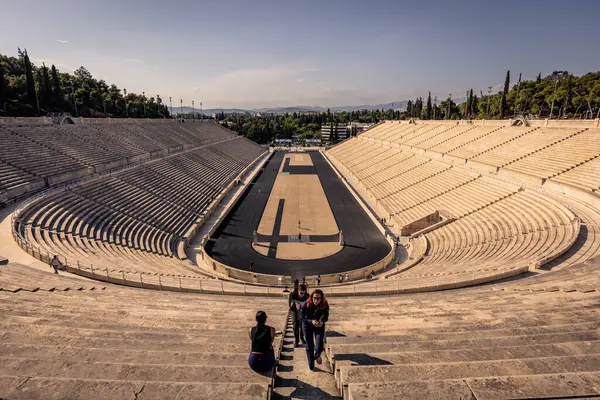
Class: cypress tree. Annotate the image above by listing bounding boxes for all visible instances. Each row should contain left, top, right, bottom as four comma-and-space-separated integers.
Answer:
469, 89, 475, 117
51, 64, 62, 104
0, 62, 6, 115
426, 92, 432, 120
500, 70, 510, 119
41, 63, 51, 109
19, 48, 40, 115
35, 69, 44, 110
536, 73, 542, 84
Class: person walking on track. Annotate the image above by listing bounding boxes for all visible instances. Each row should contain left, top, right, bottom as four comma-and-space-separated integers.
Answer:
301, 289, 329, 371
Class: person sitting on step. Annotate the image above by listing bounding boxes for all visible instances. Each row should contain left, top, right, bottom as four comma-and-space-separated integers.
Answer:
248, 311, 276, 374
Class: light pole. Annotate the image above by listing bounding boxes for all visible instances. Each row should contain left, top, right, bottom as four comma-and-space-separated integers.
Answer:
142, 91, 146, 118
180, 99, 183, 117
157, 94, 160, 118
169, 97, 172, 117
192, 100, 195, 122
200, 101, 203, 122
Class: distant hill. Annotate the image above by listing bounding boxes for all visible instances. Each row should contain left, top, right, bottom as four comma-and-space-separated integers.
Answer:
174, 98, 467, 115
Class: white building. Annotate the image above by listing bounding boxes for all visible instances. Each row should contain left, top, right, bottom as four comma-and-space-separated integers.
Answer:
320, 124, 348, 142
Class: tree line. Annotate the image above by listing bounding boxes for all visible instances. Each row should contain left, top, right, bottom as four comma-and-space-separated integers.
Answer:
0, 49, 170, 118
407, 70, 600, 120
2, 47, 599, 140
216, 108, 400, 144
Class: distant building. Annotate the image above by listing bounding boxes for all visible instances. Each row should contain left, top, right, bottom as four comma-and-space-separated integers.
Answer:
346, 122, 376, 135
320, 124, 348, 142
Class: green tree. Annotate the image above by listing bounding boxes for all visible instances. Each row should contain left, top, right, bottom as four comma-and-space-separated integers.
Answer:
0, 61, 6, 115
18, 48, 39, 116
500, 70, 510, 119
50, 64, 62, 105
425, 92, 432, 120
406, 100, 413, 118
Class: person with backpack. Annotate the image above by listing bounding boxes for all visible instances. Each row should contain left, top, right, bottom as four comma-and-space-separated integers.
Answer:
300, 289, 329, 371
289, 283, 309, 347
248, 311, 276, 374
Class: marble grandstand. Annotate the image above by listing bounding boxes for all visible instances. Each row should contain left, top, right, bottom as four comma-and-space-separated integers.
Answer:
1, 118, 600, 399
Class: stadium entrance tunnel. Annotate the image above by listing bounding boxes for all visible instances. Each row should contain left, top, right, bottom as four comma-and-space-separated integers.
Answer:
204, 150, 392, 279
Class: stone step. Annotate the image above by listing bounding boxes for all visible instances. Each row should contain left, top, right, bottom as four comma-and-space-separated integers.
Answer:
0, 375, 269, 400
338, 354, 600, 390
1, 357, 272, 384
272, 315, 341, 399
326, 321, 600, 344
328, 301, 600, 318
0, 325, 255, 344
346, 371, 600, 400
0, 344, 251, 366
326, 312, 600, 334
338, 338, 600, 365
0, 334, 252, 353
328, 330, 600, 357
0, 314, 284, 334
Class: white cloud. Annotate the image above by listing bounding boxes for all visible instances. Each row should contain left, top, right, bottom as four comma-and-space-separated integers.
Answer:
181, 64, 386, 108
53, 39, 69, 44
30, 57, 76, 72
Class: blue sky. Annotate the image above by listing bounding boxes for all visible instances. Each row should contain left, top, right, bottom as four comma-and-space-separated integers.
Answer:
2, 0, 599, 109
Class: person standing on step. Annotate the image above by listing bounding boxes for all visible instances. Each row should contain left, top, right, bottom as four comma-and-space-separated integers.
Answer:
290, 284, 309, 347
50, 255, 62, 274
248, 311, 276, 374
287, 279, 299, 339
288, 279, 299, 306
301, 289, 329, 371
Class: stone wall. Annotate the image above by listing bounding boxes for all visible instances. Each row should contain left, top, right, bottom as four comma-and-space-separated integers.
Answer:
400, 212, 442, 236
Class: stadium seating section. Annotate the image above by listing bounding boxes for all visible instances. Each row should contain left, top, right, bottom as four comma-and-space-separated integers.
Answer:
4, 121, 265, 279
327, 121, 600, 279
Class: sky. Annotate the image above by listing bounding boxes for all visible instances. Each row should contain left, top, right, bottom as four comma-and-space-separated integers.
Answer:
1, 0, 600, 109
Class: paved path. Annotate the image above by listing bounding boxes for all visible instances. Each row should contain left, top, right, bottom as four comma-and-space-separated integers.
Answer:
273, 314, 341, 400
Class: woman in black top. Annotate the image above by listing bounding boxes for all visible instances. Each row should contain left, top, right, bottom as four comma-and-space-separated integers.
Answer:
290, 284, 309, 346
301, 289, 330, 371
248, 311, 276, 374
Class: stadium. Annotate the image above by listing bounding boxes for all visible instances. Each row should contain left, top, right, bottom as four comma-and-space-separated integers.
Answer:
1, 116, 600, 399
3, 0, 600, 398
